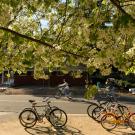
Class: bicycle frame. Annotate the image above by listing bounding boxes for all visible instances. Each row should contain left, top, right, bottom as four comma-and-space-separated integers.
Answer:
103, 111, 132, 125
93, 101, 126, 122
99, 101, 117, 114
55, 86, 72, 98
27, 100, 53, 122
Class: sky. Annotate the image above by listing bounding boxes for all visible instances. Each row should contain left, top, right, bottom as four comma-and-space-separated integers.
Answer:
40, 19, 49, 29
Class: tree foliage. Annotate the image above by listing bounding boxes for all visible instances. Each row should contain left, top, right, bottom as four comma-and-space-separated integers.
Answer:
0, 0, 135, 78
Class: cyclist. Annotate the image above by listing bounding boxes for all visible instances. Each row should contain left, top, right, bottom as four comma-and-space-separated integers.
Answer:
105, 78, 117, 97
58, 79, 69, 96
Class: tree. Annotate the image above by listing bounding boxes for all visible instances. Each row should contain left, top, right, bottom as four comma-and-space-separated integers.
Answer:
0, 0, 135, 78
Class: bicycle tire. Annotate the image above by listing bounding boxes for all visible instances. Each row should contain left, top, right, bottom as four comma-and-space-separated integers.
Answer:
87, 103, 99, 118
45, 106, 59, 121
49, 108, 67, 128
67, 92, 73, 99
92, 106, 106, 122
101, 113, 117, 130
19, 109, 37, 128
54, 91, 62, 99
128, 113, 135, 130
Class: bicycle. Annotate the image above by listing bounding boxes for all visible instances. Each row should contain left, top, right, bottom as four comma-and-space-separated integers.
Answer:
91, 94, 128, 122
87, 101, 108, 118
19, 97, 67, 128
92, 102, 128, 122
87, 93, 119, 120
54, 86, 72, 99
101, 106, 135, 131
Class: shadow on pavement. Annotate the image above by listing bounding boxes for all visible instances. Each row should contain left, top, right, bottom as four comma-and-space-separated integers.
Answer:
107, 126, 135, 135
25, 125, 85, 135
109, 130, 135, 135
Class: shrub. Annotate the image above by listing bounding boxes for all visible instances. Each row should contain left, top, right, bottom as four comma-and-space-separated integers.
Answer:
117, 79, 132, 88
84, 85, 98, 100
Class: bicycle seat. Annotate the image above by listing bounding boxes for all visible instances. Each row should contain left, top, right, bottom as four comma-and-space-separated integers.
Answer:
29, 100, 35, 103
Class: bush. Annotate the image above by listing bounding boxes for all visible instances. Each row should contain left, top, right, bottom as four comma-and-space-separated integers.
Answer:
117, 79, 133, 88
84, 85, 98, 100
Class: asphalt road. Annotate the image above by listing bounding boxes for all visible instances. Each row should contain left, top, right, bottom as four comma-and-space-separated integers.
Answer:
0, 95, 135, 115
0, 95, 89, 114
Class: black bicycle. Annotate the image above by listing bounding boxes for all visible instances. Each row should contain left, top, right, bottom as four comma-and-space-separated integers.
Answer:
19, 97, 67, 128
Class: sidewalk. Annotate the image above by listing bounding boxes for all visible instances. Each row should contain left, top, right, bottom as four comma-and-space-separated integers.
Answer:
0, 113, 135, 135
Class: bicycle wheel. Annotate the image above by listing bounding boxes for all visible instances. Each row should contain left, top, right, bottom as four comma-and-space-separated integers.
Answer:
67, 92, 73, 99
101, 113, 117, 130
128, 113, 135, 130
19, 109, 37, 128
87, 103, 98, 118
45, 106, 58, 121
92, 106, 106, 122
49, 108, 67, 128
54, 91, 62, 99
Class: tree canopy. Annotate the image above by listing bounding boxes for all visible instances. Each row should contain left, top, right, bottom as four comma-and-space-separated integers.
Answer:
0, 0, 135, 78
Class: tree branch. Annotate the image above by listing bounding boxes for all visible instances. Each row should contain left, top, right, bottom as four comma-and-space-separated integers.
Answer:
52, 0, 68, 45
110, 0, 135, 22
6, 5, 23, 27
0, 26, 88, 59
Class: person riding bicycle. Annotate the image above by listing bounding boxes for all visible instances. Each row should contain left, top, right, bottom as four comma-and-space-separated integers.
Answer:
58, 79, 69, 96
105, 78, 117, 97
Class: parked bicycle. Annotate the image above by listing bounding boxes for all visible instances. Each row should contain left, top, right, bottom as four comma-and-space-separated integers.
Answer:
87, 92, 116, 118
101, 106, 135, 131
92, 101, 128, 122
87, 93, 127, 122
19, 97, 67, 128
